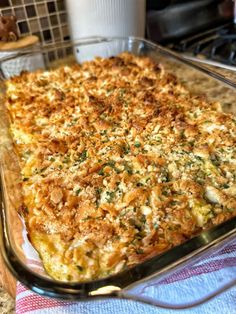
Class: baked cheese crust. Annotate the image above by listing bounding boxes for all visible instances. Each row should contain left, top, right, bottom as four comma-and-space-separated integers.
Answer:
5, 53, 236, 281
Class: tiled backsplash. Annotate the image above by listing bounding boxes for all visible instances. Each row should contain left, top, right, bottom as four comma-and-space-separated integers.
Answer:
0, 0, 70, 62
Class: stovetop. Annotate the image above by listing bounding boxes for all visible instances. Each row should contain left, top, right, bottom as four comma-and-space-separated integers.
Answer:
170, 23, 236, 67
146, 0, 236, 70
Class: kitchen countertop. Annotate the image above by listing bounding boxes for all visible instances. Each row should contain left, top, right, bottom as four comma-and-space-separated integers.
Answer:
0, 61, 235, 313
0, 288, 14, 314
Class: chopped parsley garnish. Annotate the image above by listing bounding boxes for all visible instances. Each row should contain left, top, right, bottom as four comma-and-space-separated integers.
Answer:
153, 222, 159, 229
76, 265, 84, 272
222, 184, 229, 189
75, 188, 82, 195
100, 130, 107, 135
119, 207, 132, 217
179, 130, 185, 139
210, 155, 220, 166
98, 168, 104, 176
23, 150, 32, 159
105, 191, 115, 203
136, 248, 144, 254
195, 156, 203, 161
106, 160, 115, 168
95, 187, 103, 200
119, 88, 126, 96
79, 150, 88, 162
124, 164, 133, 175
162, 190, 169, 196
63, 156, 70, 163
121, 144, 130, 155
134, 142, 141, 148
161, 169, 170, 182
98, 160, 120, 175
140, 215, 146, 224
95, 188, 103, 206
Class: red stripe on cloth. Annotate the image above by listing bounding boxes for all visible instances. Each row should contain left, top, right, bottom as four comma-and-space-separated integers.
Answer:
17, 283, 28, 294
160, 256, 236, 285
210, 244, 236, 258
26, 259, 42, 266
139, 257, 236, 294
16, 294, 75, 314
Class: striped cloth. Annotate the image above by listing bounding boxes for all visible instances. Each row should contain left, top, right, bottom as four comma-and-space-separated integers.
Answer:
16, 241, 236, 314
0, 51, 45, 79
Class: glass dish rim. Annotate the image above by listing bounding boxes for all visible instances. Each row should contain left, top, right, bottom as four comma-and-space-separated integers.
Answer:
0, 36, 235, 302
0, 36, 236, 88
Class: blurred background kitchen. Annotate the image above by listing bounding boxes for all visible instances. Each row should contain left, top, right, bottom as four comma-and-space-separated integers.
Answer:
0, 0, 235, 68
0, 0, 70, 63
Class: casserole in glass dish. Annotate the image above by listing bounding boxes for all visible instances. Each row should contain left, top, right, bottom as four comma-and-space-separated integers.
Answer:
0, 37, 235, 308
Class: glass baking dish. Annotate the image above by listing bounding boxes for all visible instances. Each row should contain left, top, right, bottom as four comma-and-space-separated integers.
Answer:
0, 37, 235, 309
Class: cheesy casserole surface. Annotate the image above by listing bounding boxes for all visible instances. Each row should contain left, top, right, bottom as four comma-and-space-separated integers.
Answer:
5, 53, 236, 281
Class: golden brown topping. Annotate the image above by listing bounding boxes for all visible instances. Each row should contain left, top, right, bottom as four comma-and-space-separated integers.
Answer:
5, 52, 236, 282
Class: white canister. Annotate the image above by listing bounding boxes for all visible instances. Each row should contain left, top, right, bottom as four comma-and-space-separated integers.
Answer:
67, 0, 146, 38
66, 0, 146, 62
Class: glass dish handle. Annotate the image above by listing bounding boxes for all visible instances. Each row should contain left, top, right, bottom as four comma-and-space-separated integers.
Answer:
115, 278, 236, 309
109, 261, 236, 310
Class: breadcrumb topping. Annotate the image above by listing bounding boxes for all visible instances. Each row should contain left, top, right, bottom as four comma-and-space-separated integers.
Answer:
5, 53, 236, 281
